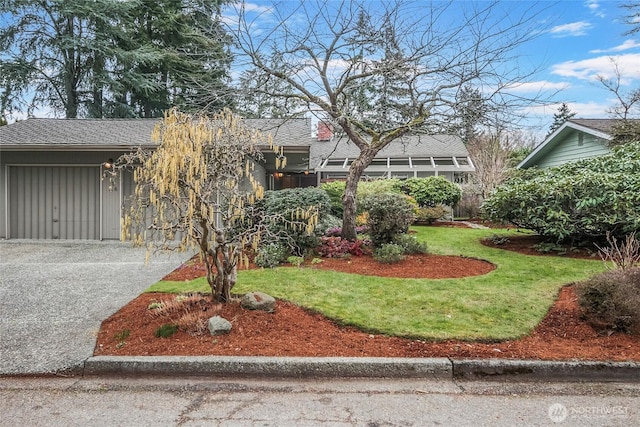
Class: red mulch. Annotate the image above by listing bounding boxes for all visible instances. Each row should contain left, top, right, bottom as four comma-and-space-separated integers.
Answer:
94, 225, 640, 361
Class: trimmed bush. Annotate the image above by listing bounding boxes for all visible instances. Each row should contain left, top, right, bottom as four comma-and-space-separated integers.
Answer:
415, 205, 447, 224
255, 243, 288, 268
263, 187, 333, 255
320, 181, 346, 217
373, 243, 406, 263
393, 234, 428, 255
482, 141, 640, 243
362, 192, 415, 247
393, 176, 462, 207
576, 267, 640, 334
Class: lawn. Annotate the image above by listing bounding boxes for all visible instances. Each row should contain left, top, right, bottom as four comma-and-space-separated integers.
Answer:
146, 226, 606, 341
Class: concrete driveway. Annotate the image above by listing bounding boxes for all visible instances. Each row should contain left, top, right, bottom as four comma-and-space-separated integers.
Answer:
0, 240, 189, 375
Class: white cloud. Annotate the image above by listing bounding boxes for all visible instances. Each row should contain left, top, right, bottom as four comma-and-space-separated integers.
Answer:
504, 80, 570, 94
589, 39, 640, 54
549, 21, 592, 37
585, 0, 606, 18
551, 53, 640, 83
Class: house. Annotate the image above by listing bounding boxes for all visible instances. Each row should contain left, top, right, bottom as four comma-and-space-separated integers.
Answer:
0, 118, 473, 240
517, 119, 617, 169
311, 124, 474, 183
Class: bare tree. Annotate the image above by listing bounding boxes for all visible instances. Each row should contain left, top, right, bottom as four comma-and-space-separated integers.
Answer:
227, 0, 552, 240
597, 59, 640, 145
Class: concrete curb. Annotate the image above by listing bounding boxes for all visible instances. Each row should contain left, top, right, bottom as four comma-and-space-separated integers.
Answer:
84, 356, 452, 379
83, 356, 640, 381
452, 359, 640, 382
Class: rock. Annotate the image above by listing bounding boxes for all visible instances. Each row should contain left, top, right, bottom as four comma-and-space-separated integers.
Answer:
208, 316, 232, 336
241, 291, 276, 313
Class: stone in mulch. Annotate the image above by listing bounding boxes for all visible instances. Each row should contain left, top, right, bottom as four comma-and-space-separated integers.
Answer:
241, 291, 276, 313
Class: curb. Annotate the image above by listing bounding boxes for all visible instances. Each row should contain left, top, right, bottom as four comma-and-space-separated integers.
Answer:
83, 356, 640, 381
84, 356, 452, 379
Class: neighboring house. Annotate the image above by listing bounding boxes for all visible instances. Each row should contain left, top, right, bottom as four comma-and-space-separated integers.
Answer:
0, 118, 473, 240
518, 119, 617, 169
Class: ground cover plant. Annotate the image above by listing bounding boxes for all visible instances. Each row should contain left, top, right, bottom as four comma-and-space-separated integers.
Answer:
145, 226, 605, 340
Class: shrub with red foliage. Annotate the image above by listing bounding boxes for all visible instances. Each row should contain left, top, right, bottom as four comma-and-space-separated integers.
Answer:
317, 237, 372, 258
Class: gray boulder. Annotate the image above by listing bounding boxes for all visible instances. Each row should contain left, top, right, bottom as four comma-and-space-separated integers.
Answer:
208, 316, 232, 336
241, 291, 276, 313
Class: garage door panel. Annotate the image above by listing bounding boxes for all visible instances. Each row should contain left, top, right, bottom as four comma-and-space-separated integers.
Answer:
9, 166, 100, 239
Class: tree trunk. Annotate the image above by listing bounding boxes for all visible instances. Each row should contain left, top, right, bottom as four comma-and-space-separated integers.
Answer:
341, 148, 378, 241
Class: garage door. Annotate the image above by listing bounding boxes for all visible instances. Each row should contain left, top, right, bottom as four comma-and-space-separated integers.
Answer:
8, 166, 101, 239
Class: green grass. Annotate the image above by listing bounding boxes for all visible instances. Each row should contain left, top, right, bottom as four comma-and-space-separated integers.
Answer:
146, 226, 606, 341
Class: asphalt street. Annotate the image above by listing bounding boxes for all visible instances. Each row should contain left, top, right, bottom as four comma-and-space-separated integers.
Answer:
1, 376, 639, 426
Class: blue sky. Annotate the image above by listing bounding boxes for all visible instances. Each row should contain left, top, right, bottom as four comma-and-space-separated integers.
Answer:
222, 0, 640, 137
5, 1, 639, 139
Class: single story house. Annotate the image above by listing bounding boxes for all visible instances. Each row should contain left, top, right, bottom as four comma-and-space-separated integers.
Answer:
0, 118, 473, 240
517, 119, 617, 169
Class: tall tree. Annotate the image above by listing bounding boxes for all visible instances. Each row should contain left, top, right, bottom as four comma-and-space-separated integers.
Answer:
547, 103, 576, 137
0, 0, 130, 118
0, 0, 233, 119
112, 0, 233, 118
228, 0, 552, 240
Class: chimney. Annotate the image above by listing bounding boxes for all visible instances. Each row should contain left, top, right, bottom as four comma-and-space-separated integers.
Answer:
317, 121, 333, 142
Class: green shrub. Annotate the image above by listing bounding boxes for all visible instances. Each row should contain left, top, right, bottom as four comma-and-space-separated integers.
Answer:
320, 181, 346, 217
155, 324, 178, 338
576, 267, 640, 334
362, 192, 415, 247
415, 205, 447, 224
263, 187, 332, 255
482, 141, 640, 243
393, 176, 462, 207
255, 243, 288, 268
373, 243, 406, 263
393, 234, 428, 254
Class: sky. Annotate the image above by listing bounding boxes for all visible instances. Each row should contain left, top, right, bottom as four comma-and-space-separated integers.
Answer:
222, 0, 640, 139
5, 0, 640, 140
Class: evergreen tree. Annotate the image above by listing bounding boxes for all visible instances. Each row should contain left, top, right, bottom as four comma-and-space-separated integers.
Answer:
547, 103, 576, 137
0, 0, 232, 119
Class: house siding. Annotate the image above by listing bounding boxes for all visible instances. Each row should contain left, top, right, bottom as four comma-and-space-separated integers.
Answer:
534, 131, 610, 169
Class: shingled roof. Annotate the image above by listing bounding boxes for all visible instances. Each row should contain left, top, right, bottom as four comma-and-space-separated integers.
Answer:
0, 117, 313, 149
310, 134, 469, 167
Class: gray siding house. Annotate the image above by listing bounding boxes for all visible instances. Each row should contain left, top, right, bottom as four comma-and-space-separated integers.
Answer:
0, 118, 473, 240
518, 119, 616, 169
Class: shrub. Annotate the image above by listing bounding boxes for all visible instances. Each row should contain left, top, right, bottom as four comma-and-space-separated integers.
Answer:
393, 234, 428, 254
373, 243, 406, 263
415, 205, 446, 224
255, 243, 288, 268
155, 323, 179, 338
317, 236, 371, 258
362, 192, 415, 247
576, 268, 640, 334
597, 232, 640, 271
357, 179, 402, 207
482, 141, 640, 243
393, 176, 462, 207
263, 187, 333, 255
321, 181, 346, 217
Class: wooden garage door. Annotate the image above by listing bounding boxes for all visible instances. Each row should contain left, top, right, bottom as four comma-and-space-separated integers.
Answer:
9, 166, 100, 239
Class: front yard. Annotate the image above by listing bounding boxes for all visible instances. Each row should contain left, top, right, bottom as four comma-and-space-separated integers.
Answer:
145, 226, 605, 340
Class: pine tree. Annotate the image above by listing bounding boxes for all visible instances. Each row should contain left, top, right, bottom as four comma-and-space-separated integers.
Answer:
547, 103, 576, 137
